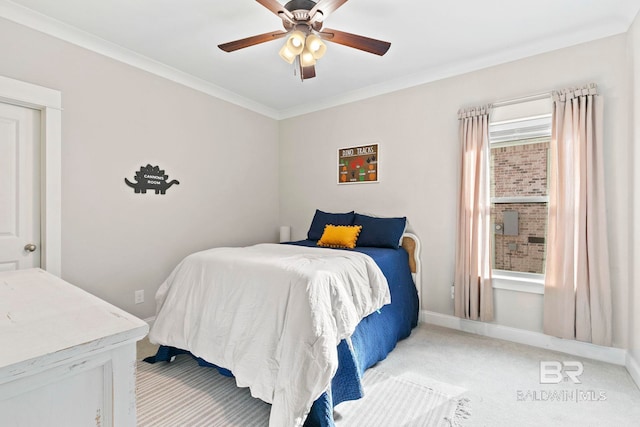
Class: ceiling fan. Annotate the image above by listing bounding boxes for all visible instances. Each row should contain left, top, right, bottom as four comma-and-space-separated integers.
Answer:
218, 0, 391, 80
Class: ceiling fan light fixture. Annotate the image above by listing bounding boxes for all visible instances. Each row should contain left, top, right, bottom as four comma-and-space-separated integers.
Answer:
286, 30, 306, 55
305, 34, 326, 59
300, 46, 317, 67
218, 0, 391, 81
279, 44, 297, 64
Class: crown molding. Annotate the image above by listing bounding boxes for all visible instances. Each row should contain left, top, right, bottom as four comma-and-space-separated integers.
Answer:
0, 0, 280, 119
277, 18, 631, 119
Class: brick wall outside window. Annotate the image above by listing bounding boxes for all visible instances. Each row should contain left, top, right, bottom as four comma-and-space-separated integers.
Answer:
490, 141, 549, 274
491, 142, 548, 198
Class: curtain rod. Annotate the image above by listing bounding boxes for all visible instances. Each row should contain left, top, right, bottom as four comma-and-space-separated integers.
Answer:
492, 91, 551, 108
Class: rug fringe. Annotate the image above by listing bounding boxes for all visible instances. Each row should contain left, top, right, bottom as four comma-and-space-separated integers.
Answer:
445, 397, 471, 427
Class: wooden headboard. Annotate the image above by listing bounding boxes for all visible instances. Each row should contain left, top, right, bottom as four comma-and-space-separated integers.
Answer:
401, 233, 421, 306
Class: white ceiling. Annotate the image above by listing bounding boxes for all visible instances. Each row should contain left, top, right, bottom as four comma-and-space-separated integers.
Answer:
2, 0, 640, 118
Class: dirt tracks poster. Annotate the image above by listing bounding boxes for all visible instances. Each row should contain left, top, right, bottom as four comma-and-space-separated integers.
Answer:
338, 144, 379, 184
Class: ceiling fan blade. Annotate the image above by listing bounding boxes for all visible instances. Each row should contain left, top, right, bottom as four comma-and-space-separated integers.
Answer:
218, 30, 287, 52
319, 28, 391, 56
256, 0, 294, 23
309, 0, 348, 22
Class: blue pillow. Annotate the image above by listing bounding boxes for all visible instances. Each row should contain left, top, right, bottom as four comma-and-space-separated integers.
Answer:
353, 213, 407, 249
307, 210, 355, 240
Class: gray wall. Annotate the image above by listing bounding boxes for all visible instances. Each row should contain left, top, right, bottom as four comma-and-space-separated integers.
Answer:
0, 18, 280, 319
0, 15, 636, 352
279, 35, 632, 348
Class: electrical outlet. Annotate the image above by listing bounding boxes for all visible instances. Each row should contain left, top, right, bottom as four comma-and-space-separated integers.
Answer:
451, 284, 455, 299
135, 290, 144, 304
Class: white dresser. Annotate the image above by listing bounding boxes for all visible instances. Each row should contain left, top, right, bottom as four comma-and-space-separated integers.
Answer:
0, 269, 148, 426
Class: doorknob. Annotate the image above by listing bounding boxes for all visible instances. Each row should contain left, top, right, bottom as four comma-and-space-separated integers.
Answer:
24, 243, 37, 252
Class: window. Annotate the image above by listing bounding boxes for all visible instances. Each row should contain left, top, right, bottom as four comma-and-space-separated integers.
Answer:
489, 114, 551, 290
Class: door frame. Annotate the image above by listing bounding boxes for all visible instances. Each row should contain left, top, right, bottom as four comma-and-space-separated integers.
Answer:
0, 75, 61, 276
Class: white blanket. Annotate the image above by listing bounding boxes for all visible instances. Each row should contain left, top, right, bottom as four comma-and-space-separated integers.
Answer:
149, 243, 390, 426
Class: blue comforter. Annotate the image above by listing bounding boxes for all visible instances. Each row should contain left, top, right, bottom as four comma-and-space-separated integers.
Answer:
145, 240, 419, 426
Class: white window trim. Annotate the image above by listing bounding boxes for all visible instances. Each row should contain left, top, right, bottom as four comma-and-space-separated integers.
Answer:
490, 114, 551, 294
0, 75, 62, 276
492, 196, 549, 204
492, 270, 545, 294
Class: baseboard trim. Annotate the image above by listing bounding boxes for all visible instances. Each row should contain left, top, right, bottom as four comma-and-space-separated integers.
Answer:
420, 310, 627, 366
626, 352, 640, 390
144, 311, 639, 388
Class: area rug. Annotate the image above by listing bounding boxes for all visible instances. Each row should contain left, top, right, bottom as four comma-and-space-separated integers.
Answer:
136, 355, 470, 426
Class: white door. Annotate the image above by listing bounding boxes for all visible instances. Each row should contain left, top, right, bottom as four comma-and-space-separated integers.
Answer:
0, 102, 40, 271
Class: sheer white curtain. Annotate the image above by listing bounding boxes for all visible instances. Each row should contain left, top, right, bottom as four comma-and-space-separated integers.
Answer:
543, 84, 612, 346
454, 105, 494, 321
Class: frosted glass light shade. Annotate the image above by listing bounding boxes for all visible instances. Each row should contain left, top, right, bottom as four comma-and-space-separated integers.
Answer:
279, 45, 297, 64
300, 47, 316, 67
305, 35, 326, 59
286, 31, 306, 55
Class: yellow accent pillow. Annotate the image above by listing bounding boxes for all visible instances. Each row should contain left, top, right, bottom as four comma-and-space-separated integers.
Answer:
317, 225, 362, 249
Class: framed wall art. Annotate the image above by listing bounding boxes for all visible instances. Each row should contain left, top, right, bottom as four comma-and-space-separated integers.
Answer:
337, 143, 379, 184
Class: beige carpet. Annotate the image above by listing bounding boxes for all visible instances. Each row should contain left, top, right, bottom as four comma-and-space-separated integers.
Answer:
137, 323, 640, 426
136, 354, 469, 426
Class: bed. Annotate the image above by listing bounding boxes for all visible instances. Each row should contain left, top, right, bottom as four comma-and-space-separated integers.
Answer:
146, 211, 420, 427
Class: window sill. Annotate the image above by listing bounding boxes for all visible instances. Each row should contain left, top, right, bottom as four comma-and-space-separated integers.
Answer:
492, 270, 544, 295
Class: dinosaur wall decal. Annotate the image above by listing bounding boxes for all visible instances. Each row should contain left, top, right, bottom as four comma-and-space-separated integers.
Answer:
125, 164, 179, 194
